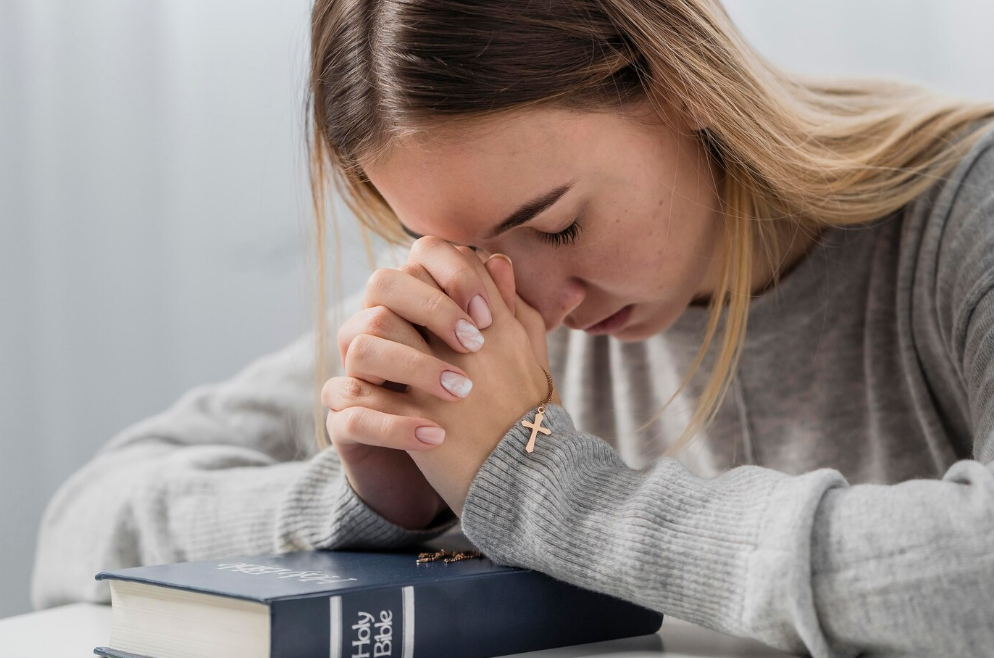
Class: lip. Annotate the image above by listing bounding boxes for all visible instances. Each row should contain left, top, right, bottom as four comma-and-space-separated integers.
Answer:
582, 304, 634, 335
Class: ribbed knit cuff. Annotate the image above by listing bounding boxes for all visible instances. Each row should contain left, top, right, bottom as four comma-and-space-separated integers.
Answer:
275, 447, 460, 553
460, 403, 849, 655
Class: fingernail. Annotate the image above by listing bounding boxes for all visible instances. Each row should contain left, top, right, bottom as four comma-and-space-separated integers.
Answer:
488, 253, 513, 269
440, 371, 473, 398
455, 318, 484, 352
468, 294, 492, 329
415, 426, 446, 445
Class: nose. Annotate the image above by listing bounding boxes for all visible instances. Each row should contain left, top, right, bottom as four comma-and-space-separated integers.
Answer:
518, 276, 585, 333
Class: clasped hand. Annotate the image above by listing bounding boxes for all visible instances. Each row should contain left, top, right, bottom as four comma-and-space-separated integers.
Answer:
322, 237, 561, 524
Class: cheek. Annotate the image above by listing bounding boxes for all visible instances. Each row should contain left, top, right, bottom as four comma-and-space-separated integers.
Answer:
628, 200, 692, 278
605, 192, 716, 295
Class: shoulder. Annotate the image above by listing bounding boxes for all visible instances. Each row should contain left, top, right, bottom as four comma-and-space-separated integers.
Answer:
929, 121, 994, 314
899, 119, 994, 460
904, 120, 994, 321
905, 118, 994, 394
941, 119, 994, 214
908, 119, 994, 239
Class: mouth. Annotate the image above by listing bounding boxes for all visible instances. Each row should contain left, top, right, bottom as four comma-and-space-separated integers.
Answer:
580, 304, 634, 334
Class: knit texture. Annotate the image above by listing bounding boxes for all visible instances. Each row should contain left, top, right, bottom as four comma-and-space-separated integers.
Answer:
32, 121, 994, 657
461, 121, 994, 657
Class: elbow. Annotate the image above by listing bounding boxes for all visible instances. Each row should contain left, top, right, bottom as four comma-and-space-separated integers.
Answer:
29, 458, 142, 610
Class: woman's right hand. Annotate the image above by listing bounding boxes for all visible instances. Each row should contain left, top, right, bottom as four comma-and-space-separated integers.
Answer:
322, 301, 459, 531
322, 242, 519, 530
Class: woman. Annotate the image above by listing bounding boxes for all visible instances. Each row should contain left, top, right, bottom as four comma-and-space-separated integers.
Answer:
32, 1, 994, 656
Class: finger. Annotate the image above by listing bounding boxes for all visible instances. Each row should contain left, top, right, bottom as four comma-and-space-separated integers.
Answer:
464, 247, 541, 364
344, 333, 474, 401
337, 304, 429, 372
470, 247, 516, 314
406, 236, 496, 329
484, 254, 516, 316
396, 261, 447, 343
510, 289, 551, 366
363, 265, 487, 355
449, 245, 513, 323
467, 246, 516, 316
327, 405, 445, 451
322, 377, 446, 449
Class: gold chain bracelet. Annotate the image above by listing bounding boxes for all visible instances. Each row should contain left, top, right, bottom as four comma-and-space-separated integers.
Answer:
416, 549, 482, 563
415, 365, 555, 565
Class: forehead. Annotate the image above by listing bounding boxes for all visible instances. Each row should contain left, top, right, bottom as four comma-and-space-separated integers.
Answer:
361, 108, 591, 243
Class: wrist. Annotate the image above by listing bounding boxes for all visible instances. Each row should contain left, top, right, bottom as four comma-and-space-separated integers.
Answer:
419, 501, 457, 530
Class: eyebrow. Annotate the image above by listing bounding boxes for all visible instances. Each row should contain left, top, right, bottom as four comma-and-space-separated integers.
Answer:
399, 180, 577, 243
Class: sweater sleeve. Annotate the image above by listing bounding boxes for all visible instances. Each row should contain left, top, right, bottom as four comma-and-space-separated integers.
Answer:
30, 288, 459, 610
459, 130, 994, 658
460, 406, 994, 657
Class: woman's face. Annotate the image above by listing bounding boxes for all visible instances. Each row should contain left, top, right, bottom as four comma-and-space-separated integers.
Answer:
361, 101, 726, 342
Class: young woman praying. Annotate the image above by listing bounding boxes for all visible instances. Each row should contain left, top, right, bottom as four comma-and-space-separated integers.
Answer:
33, 1, 994, 656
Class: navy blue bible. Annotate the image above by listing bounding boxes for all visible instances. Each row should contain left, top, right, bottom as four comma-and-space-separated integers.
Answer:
93, 545, 664, 658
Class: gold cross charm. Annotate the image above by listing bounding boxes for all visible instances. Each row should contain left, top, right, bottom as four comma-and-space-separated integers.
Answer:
521, 406, 551, 453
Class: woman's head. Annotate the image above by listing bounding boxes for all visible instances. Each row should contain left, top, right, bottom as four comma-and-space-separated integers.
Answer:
362, 101, 726, 340
306, 0, 994, 454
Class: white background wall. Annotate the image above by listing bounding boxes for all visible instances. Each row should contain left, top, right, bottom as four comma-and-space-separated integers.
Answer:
2, 0, 994, 619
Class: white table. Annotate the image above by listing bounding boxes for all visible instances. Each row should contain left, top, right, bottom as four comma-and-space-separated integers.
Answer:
0, 602, 793, 657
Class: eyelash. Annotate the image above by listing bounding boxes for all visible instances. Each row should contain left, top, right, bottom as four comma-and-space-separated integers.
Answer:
537, 217, 584, 248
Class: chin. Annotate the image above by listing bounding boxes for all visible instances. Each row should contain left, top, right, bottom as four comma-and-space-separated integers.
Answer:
611, 302, 680, 341
610, 322, 652, 342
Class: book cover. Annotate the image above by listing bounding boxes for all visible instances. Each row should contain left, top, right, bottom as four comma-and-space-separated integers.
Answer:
93, 545, 664, 658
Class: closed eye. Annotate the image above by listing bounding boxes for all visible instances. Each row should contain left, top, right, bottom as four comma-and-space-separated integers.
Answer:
400, 224, 477, 251
400, 214, 583, 249
537, 217, 584, 248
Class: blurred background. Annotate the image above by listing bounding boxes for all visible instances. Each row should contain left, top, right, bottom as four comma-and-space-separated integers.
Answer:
2, 0, 994, 619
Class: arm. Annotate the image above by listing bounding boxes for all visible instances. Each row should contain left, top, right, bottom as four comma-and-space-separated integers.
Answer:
30, 288, 458, 610
460, 128, 994, 657
460, 413, 993, 657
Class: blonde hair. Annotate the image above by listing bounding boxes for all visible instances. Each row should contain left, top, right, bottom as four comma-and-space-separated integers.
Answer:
304, 0, 994, 455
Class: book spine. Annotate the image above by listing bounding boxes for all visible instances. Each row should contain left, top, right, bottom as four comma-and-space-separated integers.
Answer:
271, 586, 407, 658
271, 572, 663, 658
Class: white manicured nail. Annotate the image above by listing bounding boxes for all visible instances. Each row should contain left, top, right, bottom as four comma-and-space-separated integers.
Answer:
440, 371, 473, 398
455, 318, 484, 351
415, 426, 445, 445
468, 294, 492, 329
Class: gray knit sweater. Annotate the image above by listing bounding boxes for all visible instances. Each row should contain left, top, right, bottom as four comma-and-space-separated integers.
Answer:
32, 123, 994, 657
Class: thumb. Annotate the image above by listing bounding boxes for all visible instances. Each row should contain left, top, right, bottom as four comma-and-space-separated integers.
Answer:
508, 286, 550, 370
476, 250, 558, 404
484, 254, 516, 316
512, 289, 560, 405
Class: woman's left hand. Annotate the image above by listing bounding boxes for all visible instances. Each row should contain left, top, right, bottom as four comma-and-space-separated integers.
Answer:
409, 247, 559, 517
395, 242, 556, 518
